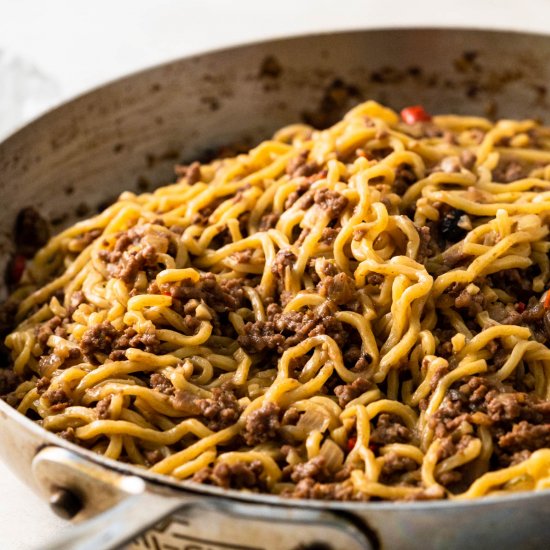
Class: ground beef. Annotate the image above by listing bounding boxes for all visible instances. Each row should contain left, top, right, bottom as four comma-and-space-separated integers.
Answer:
80, 322, 119, 357
35, 376, 50, 395
429, 376, 550, 467
193, 460, 265, 490
57, 427, 77, 443
320, 227, 339, 245
14, 207, 50, 257
317, 272, 356, 305
379, 452, 418, 483
166, 273, 245, 315
70, 228, 102, 252
242, 402, 281, 446
453, 287, 486, 317
108, 327, 160, 360
150, 373, 175, 395
416, 225, 432, 263
492, 159, 526, 183
115, 244, 158, 284
258, 212, 279, 231
334, 377, 372, 407
312, 189, 348, 218
96, 396, 112, 419
171, 389, 201, 414
36, 316, 64, 347
67, 291, 85, 316
175, 161, 202, 184
284, 181, 314, 210
291, 456, 331, 483
144, 449, 164, 466
286, 478, 355, 500
196, 386, 242, 431
370, 414, 412, 446
286, 151, 319, 178
460, 150, 477, 170
271, 249, 296, 280
366, 272, 384, 286
498, 421, 550, 453
393, 164, 417, 195
342, 346, 372, 372
238, 302, 346, 354
43, 387, 71, 412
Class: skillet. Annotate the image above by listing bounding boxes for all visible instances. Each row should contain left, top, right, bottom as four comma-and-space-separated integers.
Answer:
1, 28, 550, 550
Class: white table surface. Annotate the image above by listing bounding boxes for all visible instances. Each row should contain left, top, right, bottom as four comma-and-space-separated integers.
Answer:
1, 0, 550, 548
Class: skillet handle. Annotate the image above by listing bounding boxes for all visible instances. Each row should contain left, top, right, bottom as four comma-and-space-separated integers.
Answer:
32, 446, 376, 550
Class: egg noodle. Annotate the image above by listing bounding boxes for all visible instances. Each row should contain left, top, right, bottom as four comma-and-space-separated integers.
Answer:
3, 100, 550, 500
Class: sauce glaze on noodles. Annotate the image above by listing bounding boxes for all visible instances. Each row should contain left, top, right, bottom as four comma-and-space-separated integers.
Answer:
2, 101, 550, 501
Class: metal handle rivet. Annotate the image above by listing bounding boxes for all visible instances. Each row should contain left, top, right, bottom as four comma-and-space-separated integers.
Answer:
49, 488, 82, 519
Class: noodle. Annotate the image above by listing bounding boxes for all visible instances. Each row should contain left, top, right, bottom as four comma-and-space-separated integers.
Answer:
2, 100, 550, 501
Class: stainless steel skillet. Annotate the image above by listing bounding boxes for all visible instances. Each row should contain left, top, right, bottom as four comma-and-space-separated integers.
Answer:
1, 28, 550, 550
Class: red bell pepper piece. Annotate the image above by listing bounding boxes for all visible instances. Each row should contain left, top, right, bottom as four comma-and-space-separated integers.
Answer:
401, 105, 431, 124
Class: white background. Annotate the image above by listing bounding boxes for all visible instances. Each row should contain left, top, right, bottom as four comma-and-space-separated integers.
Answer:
1, 0, 550, 548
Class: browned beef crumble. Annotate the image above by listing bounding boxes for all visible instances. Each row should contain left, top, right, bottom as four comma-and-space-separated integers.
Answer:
370, 414, 413, 446
238, 302, 347, 355
171, 389, 201, 415
284, 181, 313, 210
312, 188, 348, 218
258, 212, 279, 231
36, 315, 64, 347
57, 427, 77, 443
36, 376, 51, 395
317, 272, 356, 306
379, 452, 419, 484
429, 376, 550, 468
286, 151, 319, 178
392, 164, 417, 195
282, 458, 355, 500
96, 396, 112, 419
271, 249, 296, 280
334, 377, 372, 407
193, 460, 266, 490
416, 225, 432, 263
43, 387, 72, 412
343, 346, 372, 372
165, 273, 245, 315
175, 161, 202, 184
150, 373, 175, 395
290, 455, 331, 483
242, 402, 281, 446
195, 386, 242, 431
80, 322, 119, 357
492, 159, 527, 183
144, 449, 165, 466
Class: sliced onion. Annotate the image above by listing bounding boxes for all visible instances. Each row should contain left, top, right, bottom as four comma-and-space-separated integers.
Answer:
320, 438, 344, 472
296, 407, 330, 434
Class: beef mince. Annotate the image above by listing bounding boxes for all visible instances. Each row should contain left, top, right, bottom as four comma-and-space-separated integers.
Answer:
195, 386, 242, 431
429, 376, 550, 467
238, 302, 347, 355
193, 460, 266, 490
242, 402, 281, 446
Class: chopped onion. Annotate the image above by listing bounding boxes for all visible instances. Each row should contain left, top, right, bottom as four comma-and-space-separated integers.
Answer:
320, 439, 344, 472
296, 407, 330, 434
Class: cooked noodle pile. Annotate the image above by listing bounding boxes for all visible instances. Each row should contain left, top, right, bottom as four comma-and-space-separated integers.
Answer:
3, 101, 550, 500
